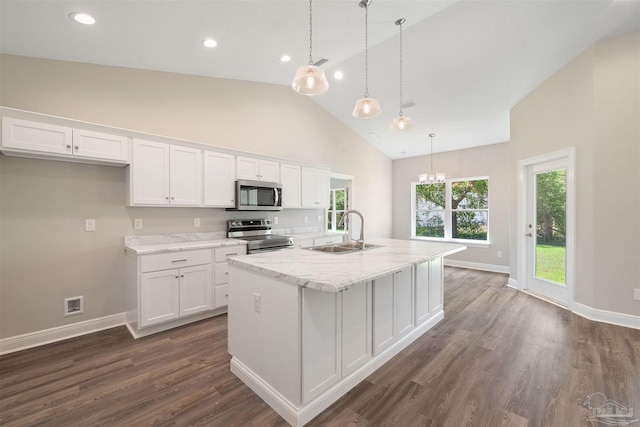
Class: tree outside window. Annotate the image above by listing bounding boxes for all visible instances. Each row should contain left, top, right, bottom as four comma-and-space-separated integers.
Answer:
327, 188, 347, 232
413, 178, 489, 242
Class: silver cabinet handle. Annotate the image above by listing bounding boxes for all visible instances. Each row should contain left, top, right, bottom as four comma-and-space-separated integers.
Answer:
175, 275, 179, 279
172, 259, 187, 263
180, 274, 184, 278
171, 197, 175, 200
165, 196, 169, 200
74, 146, 79, 150
66, 144, 72, 149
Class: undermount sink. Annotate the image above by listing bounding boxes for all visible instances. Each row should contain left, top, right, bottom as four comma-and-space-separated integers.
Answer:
303, 242, 384, 254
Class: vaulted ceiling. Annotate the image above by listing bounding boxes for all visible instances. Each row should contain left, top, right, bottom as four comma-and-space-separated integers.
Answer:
1, 1, 639, 159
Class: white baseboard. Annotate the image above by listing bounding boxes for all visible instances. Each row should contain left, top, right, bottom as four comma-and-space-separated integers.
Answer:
572, 302, 640, 330
444, 259, 509, 274
0, 312, 126, 355
507, 278, 519, 289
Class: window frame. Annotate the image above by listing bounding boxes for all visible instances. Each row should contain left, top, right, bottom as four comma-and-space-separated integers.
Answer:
411, 176, 491, 247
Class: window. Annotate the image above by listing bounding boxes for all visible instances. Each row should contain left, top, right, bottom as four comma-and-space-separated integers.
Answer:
412, 177, 489, 242
327, 188, 348, 232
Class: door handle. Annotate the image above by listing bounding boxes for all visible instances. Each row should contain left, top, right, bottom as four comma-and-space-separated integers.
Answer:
526, 233, 533, 237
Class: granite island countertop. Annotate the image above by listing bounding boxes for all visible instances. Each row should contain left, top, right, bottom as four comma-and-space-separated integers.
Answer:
228, 238, 466, 292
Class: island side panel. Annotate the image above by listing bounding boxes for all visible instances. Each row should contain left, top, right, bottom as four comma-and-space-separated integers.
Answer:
228, 265, 302, 406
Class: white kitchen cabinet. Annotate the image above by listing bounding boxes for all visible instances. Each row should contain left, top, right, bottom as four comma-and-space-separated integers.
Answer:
203, 151, 236, 207
236, 156, 280, 182
130, 248, 213, 331
280, 163, 301, 208
302, 288, 342, 403
213, 245, 246, 308
341, 282, 371, 377
1, 117, 129, 165
130, 139, 202, 206
301, 166, 330, 208
372, 267, 413, 356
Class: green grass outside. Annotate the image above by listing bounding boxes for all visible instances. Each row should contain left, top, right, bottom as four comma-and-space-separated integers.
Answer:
536, 244, 566, 284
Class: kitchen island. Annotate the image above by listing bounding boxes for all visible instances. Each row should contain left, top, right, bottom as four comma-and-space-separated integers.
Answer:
227, 238, 466, 427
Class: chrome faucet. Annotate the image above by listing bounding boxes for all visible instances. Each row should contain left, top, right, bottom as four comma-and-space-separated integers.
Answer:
338, 209, 365, 249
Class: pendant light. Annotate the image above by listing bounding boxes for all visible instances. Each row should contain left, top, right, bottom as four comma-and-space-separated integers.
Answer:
419, 133, 446, 184
292, 0, 329, 96
390, 18, 414, 132
352, 0, 381, 118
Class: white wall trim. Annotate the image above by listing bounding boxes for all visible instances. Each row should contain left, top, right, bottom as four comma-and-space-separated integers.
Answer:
444, 259, 509, 274
572, 302, 640, 330
0, 312, 126, 355
507, 278, 519, 289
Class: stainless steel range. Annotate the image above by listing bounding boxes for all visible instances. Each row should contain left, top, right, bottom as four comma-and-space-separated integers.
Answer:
227, 219, 293, 254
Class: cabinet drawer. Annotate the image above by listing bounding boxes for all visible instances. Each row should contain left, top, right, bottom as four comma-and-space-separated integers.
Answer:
214, 245, 245, 262
214, 262, 230, 285
140, 249, 212, 273
214, 284, 229, 308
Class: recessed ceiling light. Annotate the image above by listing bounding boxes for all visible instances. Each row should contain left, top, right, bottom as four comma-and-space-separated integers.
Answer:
203, 39, 218, 48
334, 71, 344, 80
70, 12, 95, 25
280, 55, 291, 63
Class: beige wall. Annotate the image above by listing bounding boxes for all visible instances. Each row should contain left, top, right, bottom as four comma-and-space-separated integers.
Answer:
510, 31, 640, 316
0, 54, 393, 338
392, 142, 511, 269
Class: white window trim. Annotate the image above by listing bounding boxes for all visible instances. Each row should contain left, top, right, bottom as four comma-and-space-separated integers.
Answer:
411, 176, 491, 246
327, 188, 348, 233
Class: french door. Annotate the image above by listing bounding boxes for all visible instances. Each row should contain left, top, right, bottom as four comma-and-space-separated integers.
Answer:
520, 150, 574, 307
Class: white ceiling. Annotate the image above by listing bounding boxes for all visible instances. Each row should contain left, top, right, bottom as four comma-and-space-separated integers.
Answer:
1, 0, 639, 159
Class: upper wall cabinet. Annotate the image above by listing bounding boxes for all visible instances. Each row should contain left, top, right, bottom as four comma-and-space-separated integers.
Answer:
301, 167, 330, 208
236, 156, 280, 183
280, 163, 302, 208
129, 139, 203, 206
1, 117, 129, 165
203, 151, 236, 208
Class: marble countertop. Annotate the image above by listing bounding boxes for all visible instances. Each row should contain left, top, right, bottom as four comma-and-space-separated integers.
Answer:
287, 231, 347, 240
124, 232, 246, 255
228, 238, 466, 292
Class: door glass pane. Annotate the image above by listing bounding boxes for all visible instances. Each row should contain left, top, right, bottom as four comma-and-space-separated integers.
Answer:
535, 169, 566, 285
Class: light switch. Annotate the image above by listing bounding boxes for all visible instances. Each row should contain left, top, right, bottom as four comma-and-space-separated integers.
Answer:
194, 218, 201, 227
85, 219, 96, 232
134, 218, 143, 230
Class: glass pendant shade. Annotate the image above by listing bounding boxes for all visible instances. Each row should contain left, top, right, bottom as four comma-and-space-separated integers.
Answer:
390, 115, 414, 131
292, 64, 329, 95
352, 97, 381, 118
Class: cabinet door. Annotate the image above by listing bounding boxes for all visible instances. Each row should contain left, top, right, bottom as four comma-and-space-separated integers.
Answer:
1, 118, 72, 155
236, 156, 260, 180
179, 264, 212, 316
140, 269, 180, 327
342, 283, 371, 377
301, 166, 317, 208
280, 163, 301, 208
315, 169, 330, 207
415, 262, 431, 325
395, 268, 414, 339
213, 284, 229, 309
170, 145, 202, 206
429, 257, 444, 312
132, 139, 170, 205
259, 159, 280, 183
302, 288, 341, 404
372, 274, 395, 355
72, 129, 129, 163
203, 151, 236, 207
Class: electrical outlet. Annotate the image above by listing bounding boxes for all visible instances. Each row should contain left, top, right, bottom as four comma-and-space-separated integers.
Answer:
134, 218, 143, 230
85, 219, 96, 232
497, 251, 503, 258
253, 293, 262, 313
317, 215, 323, 222
194, 218, 201, 227
273, 216, 278, 225
634, 289, 640, 301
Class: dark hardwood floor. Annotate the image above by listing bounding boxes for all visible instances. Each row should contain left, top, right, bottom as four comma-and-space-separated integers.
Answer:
1, 267, 639, 426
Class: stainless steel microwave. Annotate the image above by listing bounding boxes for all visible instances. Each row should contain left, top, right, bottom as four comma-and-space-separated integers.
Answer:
233, 180, 283, 211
